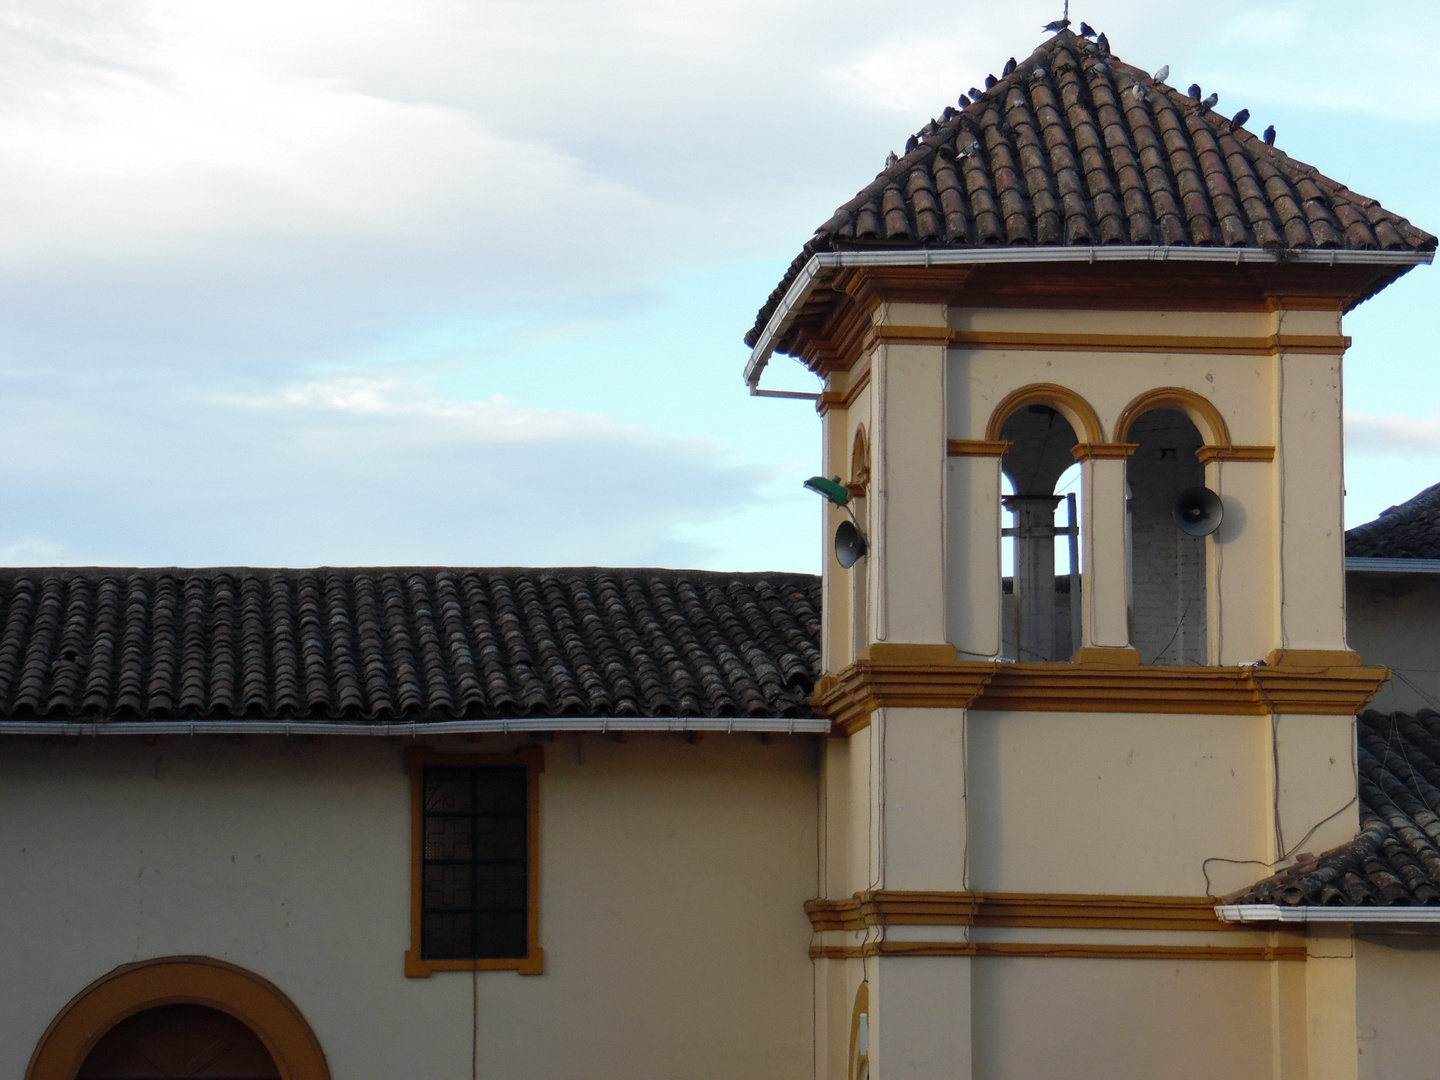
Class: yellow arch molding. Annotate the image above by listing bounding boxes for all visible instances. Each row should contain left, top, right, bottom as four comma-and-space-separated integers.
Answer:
27, 956, 331, 1080
1114, 387, 1231, 448
984, 382, 1105, 445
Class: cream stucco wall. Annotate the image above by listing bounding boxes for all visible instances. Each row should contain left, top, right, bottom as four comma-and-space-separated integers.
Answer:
970, 955, 1276, 1080
966, 709, 1357, 896
1355, 935, 1440, 1080
0, 732, 817, 1080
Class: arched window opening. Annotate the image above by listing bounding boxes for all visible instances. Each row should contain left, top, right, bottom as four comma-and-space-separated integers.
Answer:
77, 1005, 280, 1079
1000, 405, 1080, 662
1126, 408, 1208, 665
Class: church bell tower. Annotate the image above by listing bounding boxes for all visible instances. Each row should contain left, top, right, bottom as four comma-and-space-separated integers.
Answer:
745, 27, 1434, 1080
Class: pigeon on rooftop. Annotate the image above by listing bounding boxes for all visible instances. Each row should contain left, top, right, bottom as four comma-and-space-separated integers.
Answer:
1078, 21, 1096, 37
1153, 64, 1169, 83
905, 135, 918, 153
969, 86, 985, 100
1199, 92, 1218, 110
1263, 125, 1276, 145
1188, 83, 1201, 99
958, 94, 971, 107
1043, 18, 1070, 31
985, 74, 998, 88
1096, 32, 1109, 53
1003, 57, 1017, 75
1231, 108, 1250, 128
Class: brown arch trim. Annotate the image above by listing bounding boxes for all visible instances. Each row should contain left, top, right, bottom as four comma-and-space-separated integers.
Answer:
983, 383, 1104, 444
1113, 387, 1231, 448
849, 425, 870, 495
27, 956, 330, 1080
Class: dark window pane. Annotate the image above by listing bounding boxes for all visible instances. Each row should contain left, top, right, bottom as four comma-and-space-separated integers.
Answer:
422, 912, 473, 960
425, 815, 474, 860
425, 770, 474, 813
475, 769, 526, 812
423, 864, 473, 911
475, 863, 527, 910
474, 815, 526, 861
420, 764, 532, 962
475, 911, 527, 958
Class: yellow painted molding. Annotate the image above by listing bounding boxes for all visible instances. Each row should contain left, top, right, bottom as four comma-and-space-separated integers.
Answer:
1069, 646, 1143, 667
806, 890, 1230, 933
809, 644, 992, 736
1070, 442, 1139, 462
943, 328, 1348, 356
1197, 444, 1276, 464
984, 382, 1105, 444
810, 654, 1389, 730
1114, 386, 1231, 447
947, 439, 1013, 457
810, 942, 1306, 961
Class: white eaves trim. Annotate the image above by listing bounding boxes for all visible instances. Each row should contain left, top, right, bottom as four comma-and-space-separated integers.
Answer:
1346, 557, 1440, 575
1216, 904, 1440, 924
0, 716, 831, 738
744, 246, 1436, 391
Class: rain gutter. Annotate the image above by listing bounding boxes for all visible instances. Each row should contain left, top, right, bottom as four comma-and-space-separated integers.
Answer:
745, 246, 1435, 395
1216, 904, 1440, 925
1346, 557, 1440, 575
0, 716, 830, 738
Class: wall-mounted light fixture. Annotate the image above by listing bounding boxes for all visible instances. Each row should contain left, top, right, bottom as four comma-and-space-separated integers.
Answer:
804, 475, 869, 568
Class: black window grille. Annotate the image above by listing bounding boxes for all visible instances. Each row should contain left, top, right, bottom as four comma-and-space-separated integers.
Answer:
420, 765, 529, 960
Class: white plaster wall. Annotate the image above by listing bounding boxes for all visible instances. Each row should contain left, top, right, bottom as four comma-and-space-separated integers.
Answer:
1356, 936, 1440, 1080
0, 733, 817, 1080
1347, 574, 1440, 713
971, 956, 1274, 1080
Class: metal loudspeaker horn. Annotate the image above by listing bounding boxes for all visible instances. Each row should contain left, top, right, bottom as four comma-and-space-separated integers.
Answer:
835, 520, 868, 569
1173, 486, 1224, 537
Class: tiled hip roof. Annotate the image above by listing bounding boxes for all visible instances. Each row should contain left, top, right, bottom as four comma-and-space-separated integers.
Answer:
0, 568, 821, 723
1346, 481, 1440, 559
746, 29, 1435, 348
1231, 711, 1440, 906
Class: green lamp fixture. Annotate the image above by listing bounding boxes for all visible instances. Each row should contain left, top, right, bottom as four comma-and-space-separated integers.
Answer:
803, 476, 868, 568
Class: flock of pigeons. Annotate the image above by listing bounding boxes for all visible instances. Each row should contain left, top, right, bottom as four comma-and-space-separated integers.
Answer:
879, 19, 1280, 180
1037, 18, 1275, 146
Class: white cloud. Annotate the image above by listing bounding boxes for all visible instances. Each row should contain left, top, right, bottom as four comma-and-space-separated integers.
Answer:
1346, 412, 1440, 456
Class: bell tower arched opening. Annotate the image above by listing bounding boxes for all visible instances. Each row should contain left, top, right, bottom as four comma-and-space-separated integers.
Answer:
999, 405, 1081, 662
1125, 408, 1209, 665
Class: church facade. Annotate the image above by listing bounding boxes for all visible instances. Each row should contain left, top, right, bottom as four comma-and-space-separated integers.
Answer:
7, 26, 1440, 1080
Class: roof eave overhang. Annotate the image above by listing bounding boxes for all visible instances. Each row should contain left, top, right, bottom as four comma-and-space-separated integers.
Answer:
1216, 903, 1440, 924
744, 247, 1436, 393
1346, 556, 1440, 574
0, 716, 830, 737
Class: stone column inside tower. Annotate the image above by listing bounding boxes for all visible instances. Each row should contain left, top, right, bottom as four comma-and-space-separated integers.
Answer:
1000, 406, 1079, 662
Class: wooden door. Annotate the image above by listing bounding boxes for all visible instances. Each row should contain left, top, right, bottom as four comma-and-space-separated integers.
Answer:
76, 1005, 280, 1079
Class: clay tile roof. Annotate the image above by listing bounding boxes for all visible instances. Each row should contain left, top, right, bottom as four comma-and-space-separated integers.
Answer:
1345, 482, 1440, 559
0, 567, 821, 723
746, 29, 1436, 348
1230, 712, 1440, 907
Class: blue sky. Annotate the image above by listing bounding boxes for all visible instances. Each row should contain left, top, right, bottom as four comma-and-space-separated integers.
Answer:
0, 0, 1432, 570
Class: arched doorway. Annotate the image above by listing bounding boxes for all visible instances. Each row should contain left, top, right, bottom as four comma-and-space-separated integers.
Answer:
76, 1005, 279, 1079
27, 957, 329, 1080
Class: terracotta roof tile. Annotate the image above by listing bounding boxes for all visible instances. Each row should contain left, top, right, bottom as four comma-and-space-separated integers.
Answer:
1231, 712, 1440, 907
0, 567, 821, 723
1346, 481, 1440, 559
746, 30, 1435, 347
